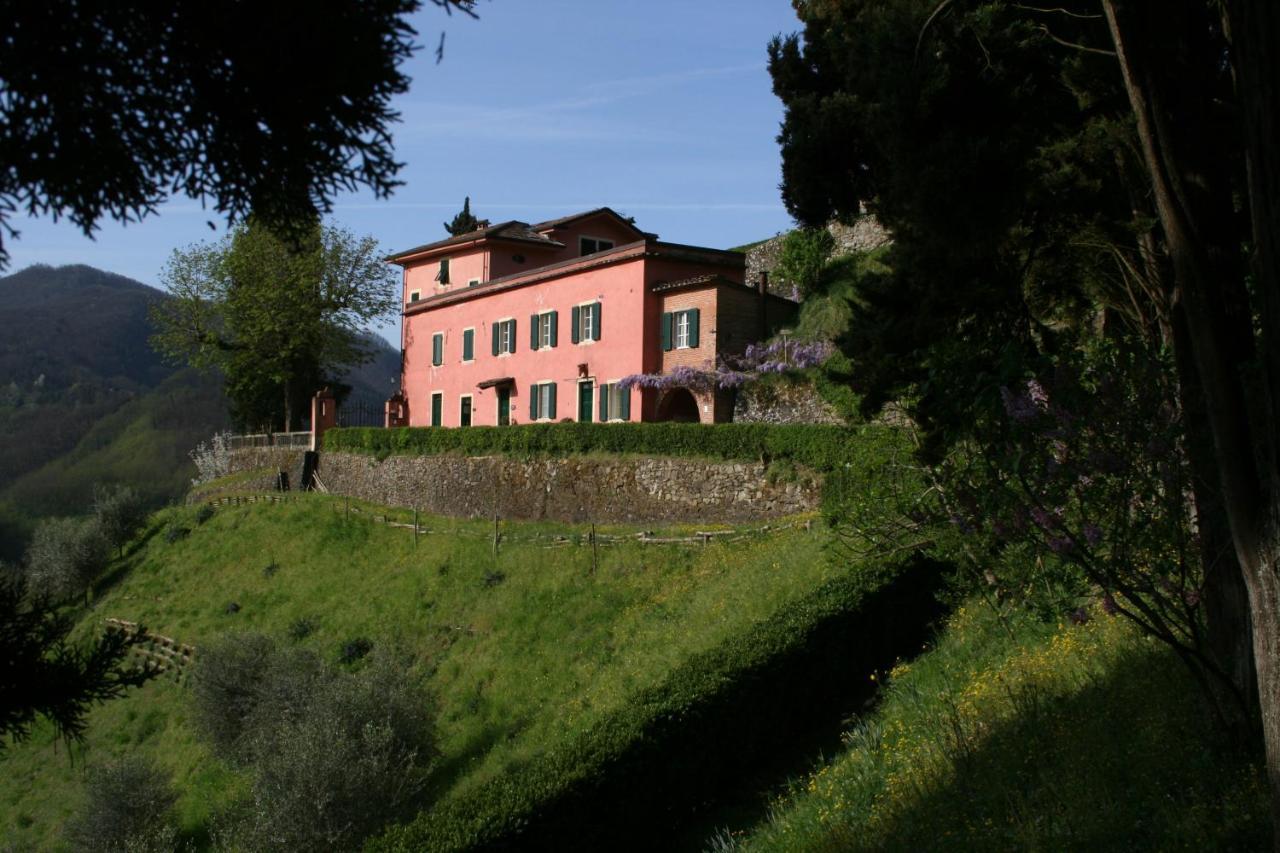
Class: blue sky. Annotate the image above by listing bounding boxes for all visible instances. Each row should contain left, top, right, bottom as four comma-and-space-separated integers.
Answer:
4, 1, 802, 342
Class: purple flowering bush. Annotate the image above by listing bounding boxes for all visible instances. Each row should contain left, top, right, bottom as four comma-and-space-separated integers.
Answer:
618, 339, 833, 393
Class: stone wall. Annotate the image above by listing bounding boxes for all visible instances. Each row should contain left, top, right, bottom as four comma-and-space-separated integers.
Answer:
314, 451, 819, 524
744, 216, 891, 297
223, 448, 308, 491
732, 379, 846, 426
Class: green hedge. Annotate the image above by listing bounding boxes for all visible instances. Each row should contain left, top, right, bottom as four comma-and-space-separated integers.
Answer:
325, 422, 905, 473
369, 555, 946, 852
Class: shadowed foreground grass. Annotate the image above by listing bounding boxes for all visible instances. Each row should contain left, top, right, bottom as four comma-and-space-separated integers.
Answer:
0, 491, 832, 849
722, 602, 1269, 852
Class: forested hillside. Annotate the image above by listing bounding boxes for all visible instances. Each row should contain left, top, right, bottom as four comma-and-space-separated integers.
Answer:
0, 264, 399, 559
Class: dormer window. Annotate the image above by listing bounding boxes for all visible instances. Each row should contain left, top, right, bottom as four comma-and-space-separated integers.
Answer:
580, 237, 614, 256
435, 258, 450, 285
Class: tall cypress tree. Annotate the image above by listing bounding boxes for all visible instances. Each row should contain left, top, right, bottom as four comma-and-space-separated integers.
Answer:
444, 197, 481, 236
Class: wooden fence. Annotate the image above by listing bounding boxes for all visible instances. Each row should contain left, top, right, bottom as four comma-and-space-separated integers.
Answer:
105, 618, 196, 681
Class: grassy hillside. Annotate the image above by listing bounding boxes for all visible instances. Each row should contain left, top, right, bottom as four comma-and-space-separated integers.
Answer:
717, 602, 1270, 851
0, 489, 861, 849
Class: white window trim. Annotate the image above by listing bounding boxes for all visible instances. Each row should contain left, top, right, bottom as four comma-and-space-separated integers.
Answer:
576, 300, 597, 346
430, 391, 444, 427
579, 235, 615, 256
675, 310, 691, 349
408, 290, 421, 303
496, 317, 515, 357
602, 380, 628, 423
534, 380, 556, 422
459, 393, 473, 427
537, 311, 555, 349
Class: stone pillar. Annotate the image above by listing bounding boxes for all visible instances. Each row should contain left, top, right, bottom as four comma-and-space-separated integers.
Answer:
310, 388, 337, 451
385, 392, 409, 428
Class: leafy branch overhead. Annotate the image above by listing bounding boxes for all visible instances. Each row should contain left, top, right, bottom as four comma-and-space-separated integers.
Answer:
0, 0, 479, 268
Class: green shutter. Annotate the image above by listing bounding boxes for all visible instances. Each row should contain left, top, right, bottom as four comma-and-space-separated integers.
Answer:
431, 393, 441, 427
549, 310, 558, 347
463, 329, 474, 361
688, 308, 700, 347
509, 319, 517, 353
661, 312, 673, 351
432, 334, 442, 366
592, 302, 602, 341
548, 382, 557, 420
620, 387, 631, 421
571, 305, 581, 344
599, 383, 609, 422
529, 384, 539, 421
438, 258, 450, 284
530, 314, 539, 350
491, 322, 499, 356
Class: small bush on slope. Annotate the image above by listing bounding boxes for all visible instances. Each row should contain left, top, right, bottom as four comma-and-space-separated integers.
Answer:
192, 633, 436, 850
23, 515, 109, 603
63, 756, 178, 853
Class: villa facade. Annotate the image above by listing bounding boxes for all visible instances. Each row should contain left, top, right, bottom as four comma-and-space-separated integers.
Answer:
387, 208, 795, 428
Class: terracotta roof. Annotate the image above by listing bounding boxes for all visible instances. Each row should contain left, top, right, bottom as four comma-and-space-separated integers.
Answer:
386, 220, 564, 263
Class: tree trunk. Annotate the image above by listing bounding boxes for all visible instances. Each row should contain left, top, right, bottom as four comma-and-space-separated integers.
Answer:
1107, 0, 1280, 843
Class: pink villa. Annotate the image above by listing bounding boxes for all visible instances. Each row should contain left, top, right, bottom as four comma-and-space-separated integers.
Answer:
385, 208, 795, 428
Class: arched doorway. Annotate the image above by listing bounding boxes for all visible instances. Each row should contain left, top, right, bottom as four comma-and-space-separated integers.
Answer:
656, 387, 700, 422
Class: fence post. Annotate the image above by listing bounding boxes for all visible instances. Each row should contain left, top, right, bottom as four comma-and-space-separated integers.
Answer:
591, 522, 599, 575
492, 511, 500, 566
413, 509, 419, 547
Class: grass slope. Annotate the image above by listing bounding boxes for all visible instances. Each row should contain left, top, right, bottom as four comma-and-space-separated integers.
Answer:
721, 602, 1270, 851
0, 491, 836, 849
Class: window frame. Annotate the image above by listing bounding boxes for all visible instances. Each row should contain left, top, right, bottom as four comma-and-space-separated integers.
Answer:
538, 382, 555, 420
431, 331, 444, 367
408, 290, 420, 303
459, 394, 473, 427
435, 257, 450, 285
538, 311, 554, 349
579, 236, 615, 256
675, 311, 691, 349
497, 318, 515, 356
430, 391, 443, 427
576, 301, 599, 344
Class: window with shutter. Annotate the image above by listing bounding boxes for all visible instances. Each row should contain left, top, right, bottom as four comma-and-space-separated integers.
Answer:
432, 333, 443, 366
462, 328, 474, 362
571, 305, 581, 344
435, 258, 450, 284
430, 392, 443, 427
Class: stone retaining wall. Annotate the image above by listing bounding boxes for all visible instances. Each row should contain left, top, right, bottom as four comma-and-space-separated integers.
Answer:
314, 452, 818, 524
733, 380, 845, 426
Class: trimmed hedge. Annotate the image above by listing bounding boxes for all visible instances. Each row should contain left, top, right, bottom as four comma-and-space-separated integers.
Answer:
325, 422, 905, 473
369, 555, 946, 852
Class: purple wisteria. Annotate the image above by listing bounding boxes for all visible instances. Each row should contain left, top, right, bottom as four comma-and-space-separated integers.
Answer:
617, 339, 833, 393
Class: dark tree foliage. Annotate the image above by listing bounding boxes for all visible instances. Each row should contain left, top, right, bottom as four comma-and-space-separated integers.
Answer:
0, 0, 477, 268
444, 196, 482, 236
0, 575, 155, 747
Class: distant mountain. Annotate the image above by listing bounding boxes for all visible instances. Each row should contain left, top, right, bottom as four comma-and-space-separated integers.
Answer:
0, 264, 400, 559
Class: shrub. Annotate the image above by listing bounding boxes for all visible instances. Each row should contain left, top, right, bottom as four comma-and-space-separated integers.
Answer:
191, 632, 279, 763
231, 651, 439, 851
189, 431, 233, 486
163, 524, 188, 545
288, 617, 316, 641
91, 484, 145, 555
775, 226, 835, 298
340, 637, 373, 664
63, 756, 178, 853
193, 640, 438, 850
23, 516, 109, 603
194, 504, 215, 525
325, 423, 905, 475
